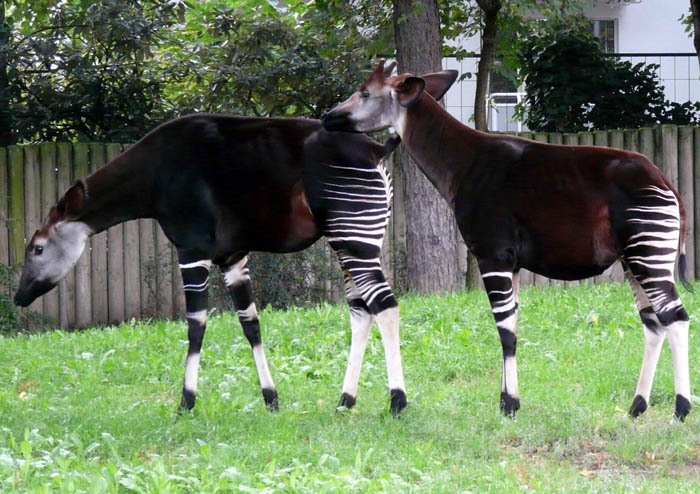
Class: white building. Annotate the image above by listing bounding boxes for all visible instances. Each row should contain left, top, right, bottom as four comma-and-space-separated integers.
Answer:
443, 0, 699, 131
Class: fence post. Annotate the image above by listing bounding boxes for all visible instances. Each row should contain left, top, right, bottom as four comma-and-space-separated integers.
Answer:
38, 143, 60, 323
88, 144, 109, 325
7, 146, 24, 266
105, 144, 125, 324
678, 127, 695, 281
639, 128, 655, 162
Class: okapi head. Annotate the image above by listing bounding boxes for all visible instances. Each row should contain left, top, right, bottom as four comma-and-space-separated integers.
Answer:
322, 59, 458, 133
14, 181, 92, 307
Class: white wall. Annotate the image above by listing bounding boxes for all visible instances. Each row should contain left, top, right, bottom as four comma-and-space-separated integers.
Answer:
585, 1, 693, 53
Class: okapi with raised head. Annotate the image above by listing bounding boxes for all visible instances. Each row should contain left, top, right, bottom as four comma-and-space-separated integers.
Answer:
323, 60, 693, 421
13, 112, 414, 415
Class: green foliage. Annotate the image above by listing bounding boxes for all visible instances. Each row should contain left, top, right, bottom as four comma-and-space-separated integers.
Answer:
0, 284, 699, 491
1, 0, 392, 145
518, 24, 700, 132
0, 263, 45, 334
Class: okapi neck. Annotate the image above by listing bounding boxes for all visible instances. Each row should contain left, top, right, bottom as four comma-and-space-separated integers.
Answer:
401, 95, 480, 206
80, 147, 156, 234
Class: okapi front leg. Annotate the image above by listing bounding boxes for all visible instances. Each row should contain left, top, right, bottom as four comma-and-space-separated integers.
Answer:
481, 269, 520, 416
178, 258, 212, 412
221, 256, 278, 410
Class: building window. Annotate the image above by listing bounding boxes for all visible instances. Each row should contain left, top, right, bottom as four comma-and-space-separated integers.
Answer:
589, 19, 616, 53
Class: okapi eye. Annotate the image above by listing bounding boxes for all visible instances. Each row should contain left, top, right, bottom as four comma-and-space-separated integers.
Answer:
360, 90, 370, 100
34, 245, 44, 256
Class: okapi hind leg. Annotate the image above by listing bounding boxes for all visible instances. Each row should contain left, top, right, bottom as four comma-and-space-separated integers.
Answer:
335, 253, 406, 417
621, 186, 691, 420
337, 273, 373, 411
178, 257, 212, 413
220, 256, 278, 411
480, 267, 520, 417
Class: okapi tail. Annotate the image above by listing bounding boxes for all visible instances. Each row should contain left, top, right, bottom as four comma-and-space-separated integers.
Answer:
670, 180, 694, 292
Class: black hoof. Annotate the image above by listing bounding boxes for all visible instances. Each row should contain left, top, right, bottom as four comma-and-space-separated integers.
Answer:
500, 392, 520, 417
262, 388, 279, 411
629, 395, 647, 418
336, 392, 356, 411
674, 394, 691, 422
178, 388, 196, 414
390, 389, 407, 417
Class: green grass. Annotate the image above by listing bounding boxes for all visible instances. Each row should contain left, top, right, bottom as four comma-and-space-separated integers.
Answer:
1, 283, 700, 492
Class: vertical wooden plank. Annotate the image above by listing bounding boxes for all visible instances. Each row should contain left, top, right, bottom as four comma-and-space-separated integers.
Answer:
593, 130, 608, 148
39, 143, 60, 323
73, 143, 92, 327
548, 132, 563, 145
123, 219, 141, 320
578, 132, 593, 149
88, 144, 109, 325
660, 125, 679, 188
105, 144, 125, 324
7, 146, 24, 266
0, 148, 8, 271
638, 128, 655, 163
23, 146, 44, 317
623, 129, 639, 153
139, 219, 157, 318
608, 130, 624, 151
57, 143, 76, 328
562, 133, 579, 146
155, 224, 173, 318
678, 126, 694, 282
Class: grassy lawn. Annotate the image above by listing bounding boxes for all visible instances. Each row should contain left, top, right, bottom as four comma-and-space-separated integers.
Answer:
1, 282, 699, 492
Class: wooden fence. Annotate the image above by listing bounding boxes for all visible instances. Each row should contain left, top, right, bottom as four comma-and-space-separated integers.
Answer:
0, 125, 698, 328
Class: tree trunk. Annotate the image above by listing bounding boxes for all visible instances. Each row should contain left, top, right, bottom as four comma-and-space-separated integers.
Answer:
0, 1, 12, 147
690, 0, 700, 72
392, 0, 463, 294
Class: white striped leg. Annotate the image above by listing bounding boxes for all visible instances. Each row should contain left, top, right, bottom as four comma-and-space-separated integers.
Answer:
221, 256, 278, 410
338, 274, 373, 411
623, 186, 691, 419
481, 270, 520, 416
178, 259, 212, 412
667, 319, 691, 420
375, 305, 406, 415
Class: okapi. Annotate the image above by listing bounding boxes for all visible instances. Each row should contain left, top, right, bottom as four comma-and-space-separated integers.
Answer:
12, 113, 418, 415
322, 60, 693, 420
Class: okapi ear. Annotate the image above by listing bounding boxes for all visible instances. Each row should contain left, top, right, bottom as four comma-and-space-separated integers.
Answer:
422, 70, 459, 102
59, 180, 87, 219
393, 75, 426, 108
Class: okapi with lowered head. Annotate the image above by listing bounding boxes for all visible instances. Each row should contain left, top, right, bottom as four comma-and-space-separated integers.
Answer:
13, 112, 419, 415
323, 60, 692, 420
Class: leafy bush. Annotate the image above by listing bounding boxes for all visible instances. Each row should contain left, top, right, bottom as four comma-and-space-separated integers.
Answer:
518, 25, 700, 132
